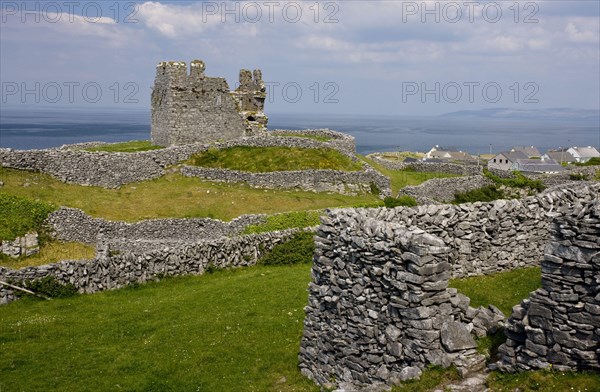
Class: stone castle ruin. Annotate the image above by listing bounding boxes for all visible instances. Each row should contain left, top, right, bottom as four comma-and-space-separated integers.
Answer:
151, 60, 268, 146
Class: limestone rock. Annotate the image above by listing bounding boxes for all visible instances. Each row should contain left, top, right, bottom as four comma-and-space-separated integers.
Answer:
441, 321, 477, 352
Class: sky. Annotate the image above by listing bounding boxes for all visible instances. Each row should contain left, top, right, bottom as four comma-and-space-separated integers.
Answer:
1, 0, 599, 115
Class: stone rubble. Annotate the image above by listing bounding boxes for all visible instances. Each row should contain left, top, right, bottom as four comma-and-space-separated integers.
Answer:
0, 232, 39, 258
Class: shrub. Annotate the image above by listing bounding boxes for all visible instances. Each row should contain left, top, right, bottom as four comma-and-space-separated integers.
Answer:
383, 195, 418, 208
483, 169, 545, 192
259, 231, 315, 266
453, 185, 505, 204
369, 182, 381, 196
0, 193, 57, 241
569, 173, 588, 181
21, 276, 77, 299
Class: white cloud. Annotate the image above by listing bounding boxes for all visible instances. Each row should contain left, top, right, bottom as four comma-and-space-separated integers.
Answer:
137, 2, 219, 38
565, 21, 599, 43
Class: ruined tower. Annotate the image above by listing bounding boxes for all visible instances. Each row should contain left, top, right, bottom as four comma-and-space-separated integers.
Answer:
151, 60, 268, 146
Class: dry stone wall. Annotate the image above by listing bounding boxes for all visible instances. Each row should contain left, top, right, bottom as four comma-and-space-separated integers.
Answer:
300, 183, 599, 388
47, 207, 266, 252
270, 129, 356, 153
299, 211, 503, 388
397, 175, 494, 203
353, 184, 598, 278
0, 233, 39, 258
369, 155, 482, 176
0, 143, 204, 188
496, 200, 600, 372
181, 166, 389, 197
0, 229, 299, 305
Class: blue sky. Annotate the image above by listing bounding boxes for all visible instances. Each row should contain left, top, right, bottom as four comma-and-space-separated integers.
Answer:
1, 0, 599, 115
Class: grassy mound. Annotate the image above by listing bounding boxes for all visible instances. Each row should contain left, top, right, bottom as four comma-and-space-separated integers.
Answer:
84, 140, 163, 153
0, 193, 56, 241
189, 146, 363, 172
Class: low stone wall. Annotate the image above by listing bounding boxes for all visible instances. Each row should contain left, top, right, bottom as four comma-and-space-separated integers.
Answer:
271, 129, 356, 153
487, 167, 515, 178
47, 207, 267, 251
528, 166, 599, 188
299, 212, 503, 388
0, 229, 299, 304
181, 166, 391, 197
496, 200, 600, 372
0, 233, 39, 258
0, 143, 204, 188
369, 155, 482, 176
398, 175, 494, 204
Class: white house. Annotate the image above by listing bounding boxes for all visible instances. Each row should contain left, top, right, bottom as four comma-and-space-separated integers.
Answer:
424, 145, 472, 161
567, 146, 600, 163
487, 151, 528, 171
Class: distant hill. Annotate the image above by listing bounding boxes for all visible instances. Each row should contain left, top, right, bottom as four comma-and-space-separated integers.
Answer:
439, 108, 600, 121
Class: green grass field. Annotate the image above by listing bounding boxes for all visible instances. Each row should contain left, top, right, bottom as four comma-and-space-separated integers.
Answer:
1, 261, 597, 391
190, 146, 363, 172
0, 264, 318, 391
83, 140, 163, 153
0, 168, 380, 222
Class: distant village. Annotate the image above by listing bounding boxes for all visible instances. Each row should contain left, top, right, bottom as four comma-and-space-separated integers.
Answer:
397, 145, 600, 174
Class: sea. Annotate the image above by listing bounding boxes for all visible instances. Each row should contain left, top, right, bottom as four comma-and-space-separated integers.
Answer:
1, 106, 599, 155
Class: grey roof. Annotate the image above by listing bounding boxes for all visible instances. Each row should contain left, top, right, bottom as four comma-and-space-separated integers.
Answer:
545, 150, 575, 163
516, 159, 565, 173
495, 151, 528, 162
447, 151, 472, 161
435, 146, 460, 152
511, 146, 541, 158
